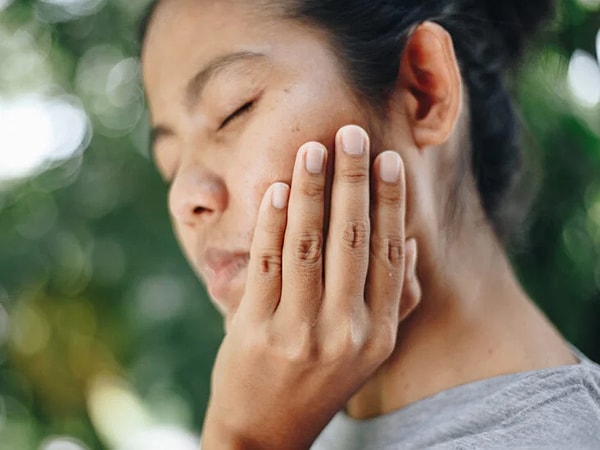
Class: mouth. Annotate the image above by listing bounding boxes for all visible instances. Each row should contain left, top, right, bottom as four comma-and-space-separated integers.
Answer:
202, 249, 250, 309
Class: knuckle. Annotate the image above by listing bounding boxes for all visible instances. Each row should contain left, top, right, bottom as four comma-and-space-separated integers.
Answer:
376, 186, 404, 207
376, 322, 398, 355
322, 321, 364, 362
271, 323, 318, 364
363, 323, 396, 362
372, 233, 404, 267
241, 327, 270, 358
285, 329, 318, 363
256, 252, 282, 276
294, 232, 323, 266
262, 219, 285, 237
299, 179, 325, 199
340, 165, 368, 185
342, 220, 370, 251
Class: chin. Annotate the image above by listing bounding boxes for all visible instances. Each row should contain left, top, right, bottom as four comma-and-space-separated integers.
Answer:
206, 267, 248, 322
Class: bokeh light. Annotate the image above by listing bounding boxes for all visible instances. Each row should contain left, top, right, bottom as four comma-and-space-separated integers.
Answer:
39, 437, 90, 450
567, 49, 600, 107
119, 426, 199, 450
0, 0, 13, 12
36, 0, 106, 23
0, 393, 36, 449
596, 28, 600, 64
0, 22, 53, 93
10, 303, 52, 357
133, 274, 188, 323
87, 376, 152, 449
577, 0, 600, 10
0, 95, 90, 184
76, 46, 144, 137
0, 302, 9, 348
86, 375, 197, 450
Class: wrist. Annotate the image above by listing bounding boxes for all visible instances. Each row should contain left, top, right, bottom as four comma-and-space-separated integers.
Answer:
202, 411, 313, 450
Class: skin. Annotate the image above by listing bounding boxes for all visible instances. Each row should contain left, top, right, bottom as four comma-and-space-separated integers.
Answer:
142, 0, 577, 448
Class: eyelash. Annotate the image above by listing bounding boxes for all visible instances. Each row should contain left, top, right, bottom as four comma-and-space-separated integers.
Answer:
219, 100, 255, 130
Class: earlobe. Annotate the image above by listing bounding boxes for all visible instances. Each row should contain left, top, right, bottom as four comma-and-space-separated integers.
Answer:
399, 238, 421, 323
398, 22, 462, 149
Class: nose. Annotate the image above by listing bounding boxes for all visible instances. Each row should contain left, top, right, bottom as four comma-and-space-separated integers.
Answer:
168, 165, 228, 227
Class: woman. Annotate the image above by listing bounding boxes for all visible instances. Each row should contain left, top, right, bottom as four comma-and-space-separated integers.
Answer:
139, 0, 600, 448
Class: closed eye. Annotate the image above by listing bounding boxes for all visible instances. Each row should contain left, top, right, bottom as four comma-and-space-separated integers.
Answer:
219, 101, 255, 130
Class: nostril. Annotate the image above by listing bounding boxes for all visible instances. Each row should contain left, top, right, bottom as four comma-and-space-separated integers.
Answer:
193, 206, 209, 215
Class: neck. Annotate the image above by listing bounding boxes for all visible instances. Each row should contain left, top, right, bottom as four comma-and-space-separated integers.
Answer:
346, 219, 575, 419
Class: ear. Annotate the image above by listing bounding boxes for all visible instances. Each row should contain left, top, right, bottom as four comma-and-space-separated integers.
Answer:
398, 22, 462, 149
399, 238, 421, 323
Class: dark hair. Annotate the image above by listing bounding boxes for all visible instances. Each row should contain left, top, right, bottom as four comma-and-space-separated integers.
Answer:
139, 0, 555, 242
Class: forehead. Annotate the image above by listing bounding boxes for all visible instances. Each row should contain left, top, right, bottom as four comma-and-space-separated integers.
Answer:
141, 0, 334, 106
142, 1, 262, 82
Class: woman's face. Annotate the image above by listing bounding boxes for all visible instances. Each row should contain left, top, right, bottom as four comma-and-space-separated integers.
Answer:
142, 0, 391, 321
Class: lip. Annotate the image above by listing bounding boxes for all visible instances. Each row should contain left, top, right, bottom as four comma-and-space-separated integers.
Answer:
201, 248, 250, 305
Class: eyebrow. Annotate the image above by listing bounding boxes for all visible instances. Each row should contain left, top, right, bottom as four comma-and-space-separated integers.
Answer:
150, 51, 266, 147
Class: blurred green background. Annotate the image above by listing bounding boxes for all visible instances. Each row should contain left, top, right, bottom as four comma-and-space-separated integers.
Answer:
0, 0, 599, 449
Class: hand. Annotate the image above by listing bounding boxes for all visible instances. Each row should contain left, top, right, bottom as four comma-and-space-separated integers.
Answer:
201, 125, 420, 450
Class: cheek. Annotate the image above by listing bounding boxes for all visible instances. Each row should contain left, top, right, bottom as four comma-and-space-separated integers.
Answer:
230, 131, 297, 230
227, 89, 369, 242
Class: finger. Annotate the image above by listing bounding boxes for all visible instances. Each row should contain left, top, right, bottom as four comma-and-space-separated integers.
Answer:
398, 238, 421, 323
242, 182, 290, 319
278, 142, 327, 321
323, 125, 371, 313
366, 150, 407, 321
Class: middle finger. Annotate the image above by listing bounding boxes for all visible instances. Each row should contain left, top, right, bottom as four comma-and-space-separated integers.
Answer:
323, 125, 371, 313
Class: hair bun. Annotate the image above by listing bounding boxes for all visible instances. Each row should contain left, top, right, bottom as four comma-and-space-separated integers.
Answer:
482, 0, 555, 57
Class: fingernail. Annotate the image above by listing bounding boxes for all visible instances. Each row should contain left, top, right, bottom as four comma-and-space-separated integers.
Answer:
271, 183, 289, 210
305, 143, 325, 174
406, 239, 417, 280
379, 151, 401, 184
341, 125, 365, 156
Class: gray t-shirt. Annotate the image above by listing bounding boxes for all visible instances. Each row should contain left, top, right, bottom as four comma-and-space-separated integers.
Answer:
312, 350, 600, 449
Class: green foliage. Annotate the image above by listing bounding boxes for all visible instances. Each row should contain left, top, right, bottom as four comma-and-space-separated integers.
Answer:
0, 0, 598, 448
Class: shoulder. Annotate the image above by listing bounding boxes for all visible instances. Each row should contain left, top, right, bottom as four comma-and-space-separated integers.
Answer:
433, 355, 600, 449
511, 351, 600, 417
313, 353, 600, 450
